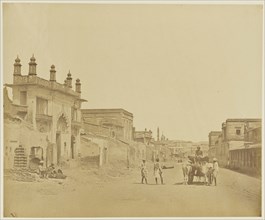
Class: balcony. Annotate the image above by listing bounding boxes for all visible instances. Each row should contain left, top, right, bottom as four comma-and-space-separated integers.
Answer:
36, 114, 52, 122
12, 104, 28, 118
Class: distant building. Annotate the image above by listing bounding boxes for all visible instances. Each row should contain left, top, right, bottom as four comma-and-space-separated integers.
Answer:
81, 108, 133, 142
4, 56, 86, 169
133, 128, 152, 145
208, 131, 222, 160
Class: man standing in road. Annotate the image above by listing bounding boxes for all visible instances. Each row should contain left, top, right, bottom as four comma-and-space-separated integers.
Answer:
140, 160, 148, 184
213, 158, 219, 186
154, 158, 163, 185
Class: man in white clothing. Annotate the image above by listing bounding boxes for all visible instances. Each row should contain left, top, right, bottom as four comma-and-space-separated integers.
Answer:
213, 158, 219, 186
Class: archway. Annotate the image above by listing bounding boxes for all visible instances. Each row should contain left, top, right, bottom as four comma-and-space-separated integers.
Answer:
56, 115, 68, 165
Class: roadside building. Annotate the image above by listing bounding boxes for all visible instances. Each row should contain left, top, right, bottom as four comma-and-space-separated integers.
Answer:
4, 56, 86, 169
209, 118, 261, 167
81, 109, 133, 142
80, 134, 109, 167
229, 126, 262, 175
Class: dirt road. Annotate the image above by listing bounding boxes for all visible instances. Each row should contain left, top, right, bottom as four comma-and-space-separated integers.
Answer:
4, 163, 262, 217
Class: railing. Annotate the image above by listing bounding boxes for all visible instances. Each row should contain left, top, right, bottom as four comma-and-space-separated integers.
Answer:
12, 104, 28, 113
13, 75, 79, 97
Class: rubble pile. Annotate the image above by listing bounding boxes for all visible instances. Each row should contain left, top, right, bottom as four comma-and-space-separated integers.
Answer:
5, 169, 38, 182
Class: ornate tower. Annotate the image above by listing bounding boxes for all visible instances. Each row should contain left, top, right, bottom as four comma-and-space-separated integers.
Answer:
66, 71, 72, 88
28, 55, 37, 76
13, 56, 22, 76
157, 127, 160, 141
75, 79, 81, 93
49, 65, 56, 82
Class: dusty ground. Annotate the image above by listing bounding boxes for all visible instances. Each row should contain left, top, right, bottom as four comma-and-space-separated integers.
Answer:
4, 162, 262, 217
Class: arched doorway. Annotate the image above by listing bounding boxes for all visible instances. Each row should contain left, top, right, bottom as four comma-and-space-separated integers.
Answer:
56, 115, 68, 165
71, 135, 76, 159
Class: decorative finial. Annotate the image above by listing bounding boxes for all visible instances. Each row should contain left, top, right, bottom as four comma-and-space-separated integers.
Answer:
15, 55, 20, 63
75, 78, 81, 93
30, 54, 36, 61
50, 64, 56, 82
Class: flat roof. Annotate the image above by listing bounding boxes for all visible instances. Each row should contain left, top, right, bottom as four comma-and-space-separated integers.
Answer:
226, 118, 261, 122
81, 108, 133, 117
209, 131, 222, 134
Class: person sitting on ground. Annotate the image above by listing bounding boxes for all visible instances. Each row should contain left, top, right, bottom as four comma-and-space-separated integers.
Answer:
38, 161, 46, 178
56, 169, 67, 179
47, 164, 57, 178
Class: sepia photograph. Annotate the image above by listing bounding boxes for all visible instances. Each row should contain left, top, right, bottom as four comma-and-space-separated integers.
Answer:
1, 1, 264, 219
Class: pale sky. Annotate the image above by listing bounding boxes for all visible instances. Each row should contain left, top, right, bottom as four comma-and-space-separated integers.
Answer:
3, 3, 263, 142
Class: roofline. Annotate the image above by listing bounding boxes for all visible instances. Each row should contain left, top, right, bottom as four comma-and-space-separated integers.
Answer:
209, 131, 222, 134
5, 83, 86, 100
226, 118, 261, 122
81, 108, 133, 117
246, 126, 262, 132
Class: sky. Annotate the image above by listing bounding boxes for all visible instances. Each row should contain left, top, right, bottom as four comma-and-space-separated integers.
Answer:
2, 3, 263, 142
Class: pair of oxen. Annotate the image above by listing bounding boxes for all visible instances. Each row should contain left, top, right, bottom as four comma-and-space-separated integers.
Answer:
182, 156, 213, 185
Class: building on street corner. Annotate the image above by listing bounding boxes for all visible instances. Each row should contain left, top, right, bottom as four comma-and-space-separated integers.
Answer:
4, 55, 86, 169
208, 118, 262, 175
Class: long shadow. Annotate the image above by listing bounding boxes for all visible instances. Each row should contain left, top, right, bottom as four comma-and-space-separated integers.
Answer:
189, 182, 207, 186
174, 181, 208, 186
133, 182, 207, 186
174, 182, 185, 185
132, 182, 166, 186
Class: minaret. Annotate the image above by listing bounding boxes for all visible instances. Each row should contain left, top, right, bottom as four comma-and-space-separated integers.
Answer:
66, 70, 72, 88
75, 79, 81, 93
157, 127, 160, 141
13, 56, 22, 76
28, 54, 37, 75
49, 65, 56, 82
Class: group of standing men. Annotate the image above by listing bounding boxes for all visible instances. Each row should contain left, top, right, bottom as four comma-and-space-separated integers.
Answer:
140, 146, 219, 186
140, 158, 164, 185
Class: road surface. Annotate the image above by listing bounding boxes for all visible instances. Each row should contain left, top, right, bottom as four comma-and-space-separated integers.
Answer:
4, 162, 262, 217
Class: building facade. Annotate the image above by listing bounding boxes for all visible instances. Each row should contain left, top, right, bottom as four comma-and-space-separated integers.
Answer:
4, 56, 86, 169
81, 109, 133, 142
209, 118, 261, 169
229, 126, 262, 175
